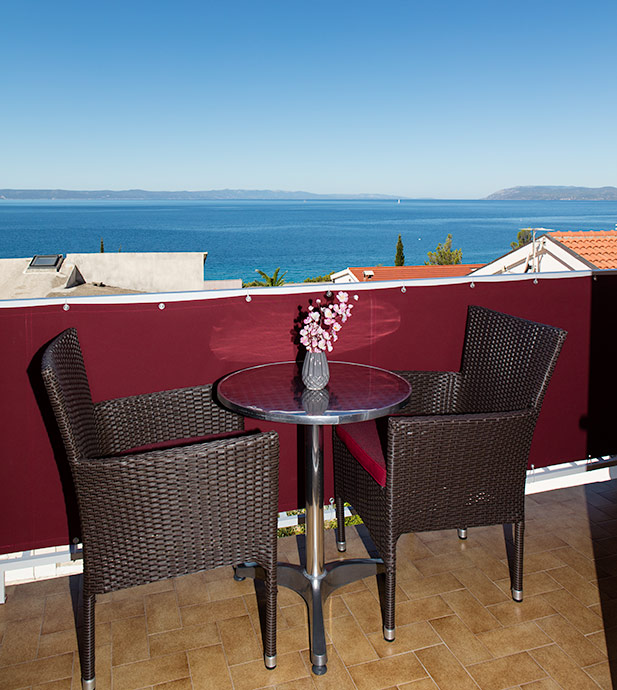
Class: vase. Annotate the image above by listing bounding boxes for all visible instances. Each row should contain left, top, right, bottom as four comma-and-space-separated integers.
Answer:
302, 351, 330, 390
302, 388, 330, 415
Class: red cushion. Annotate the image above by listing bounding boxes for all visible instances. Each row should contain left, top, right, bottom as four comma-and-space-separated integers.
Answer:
336, 420, 387, 486
115, 429, 259, 456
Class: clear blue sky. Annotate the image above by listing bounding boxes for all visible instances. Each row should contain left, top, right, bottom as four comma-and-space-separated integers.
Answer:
2, 1, 616, 198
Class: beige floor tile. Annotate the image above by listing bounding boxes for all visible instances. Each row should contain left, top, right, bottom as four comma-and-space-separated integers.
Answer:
95, 596, 145, 623
398, 679, 440, 689
218, 614, 263, 665
476, 621, 551, 658
179, 596, 247, 626
367, 621, 441, 658
487, 595, 555, 627
517, 679, 562, 690
586, 630, 608, 655
111, 615, 149, 666
0, 653, 74, 690
439, 590, 500, 634
551, 546, 599, 580
328, 614, 378, 666
530, 644, 601, 689
173, 571, 211, 607
341, 589, 382, 634
347, 651, 428, 690
229, 650, 309, 690
398, 572, 464, 601
582, 660, 612, 688
112, 651, 189, 690
280, 602, 309, 629
464, 548, 510, 582
413, 552, 475, 578
145, 591, 182, 634
275, 677, 315, 690
394, 596, 453, 627
276, 625, 310, 654
544, 565, 601, 607
205, 575, 256, 602
493, 571, 560, 599
428, 615, 492, 664
521, 551, 568, 575
37, 621, 111, 658
524, 533, 569, 554
451, 568, 509, 607
1, 591, 46, 622
0, 616, 42, 666
32, 678, 73, 690
414, 644, 479, 690
149, 621, 220, 656
540, 589, 603, 635
536, 614, 606, 667
152, 679, 193, 690
188, 644, 233, 690
41, 593, 75, 635
467, 652, 546, 690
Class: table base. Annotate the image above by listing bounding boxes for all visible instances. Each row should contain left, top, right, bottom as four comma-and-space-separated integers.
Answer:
235, 557, 384, 673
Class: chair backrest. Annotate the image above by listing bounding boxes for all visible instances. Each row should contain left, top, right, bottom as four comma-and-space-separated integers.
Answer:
41, 328, 101, 462
458, 306, 567, 414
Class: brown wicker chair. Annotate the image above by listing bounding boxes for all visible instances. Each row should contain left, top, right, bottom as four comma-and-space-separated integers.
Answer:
41, 328, 280, 689
333, 306, 567, 641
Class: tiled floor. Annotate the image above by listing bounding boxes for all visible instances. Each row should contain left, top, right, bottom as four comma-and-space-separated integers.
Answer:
3, 479, 617, 689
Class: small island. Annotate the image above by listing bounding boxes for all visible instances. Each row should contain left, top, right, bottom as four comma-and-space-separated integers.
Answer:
485, 185, 617, 201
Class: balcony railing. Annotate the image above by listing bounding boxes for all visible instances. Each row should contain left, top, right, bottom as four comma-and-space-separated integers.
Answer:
1, 269, 616, 559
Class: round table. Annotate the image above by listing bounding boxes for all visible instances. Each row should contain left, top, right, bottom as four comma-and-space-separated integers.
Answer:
217, 361, 411, 674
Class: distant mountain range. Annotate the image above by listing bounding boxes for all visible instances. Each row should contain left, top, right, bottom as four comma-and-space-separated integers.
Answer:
0, 188, 398, 201
485, 186, 617, 200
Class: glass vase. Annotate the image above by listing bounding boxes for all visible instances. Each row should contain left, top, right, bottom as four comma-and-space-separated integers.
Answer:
302, 351, 330, 390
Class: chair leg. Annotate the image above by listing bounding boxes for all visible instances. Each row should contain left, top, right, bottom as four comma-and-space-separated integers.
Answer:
457, 528, 467, 540
81, 593, 96, 690
511, 521, 524, 602
383, 565, 396, 641
263, 570, 277, 669
335, 495, 346, 552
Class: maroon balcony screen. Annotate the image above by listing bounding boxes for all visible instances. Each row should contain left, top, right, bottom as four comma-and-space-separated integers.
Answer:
0, 275, 591, 554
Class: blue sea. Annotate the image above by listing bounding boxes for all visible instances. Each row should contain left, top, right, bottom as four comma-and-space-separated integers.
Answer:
1, 199, 616, 283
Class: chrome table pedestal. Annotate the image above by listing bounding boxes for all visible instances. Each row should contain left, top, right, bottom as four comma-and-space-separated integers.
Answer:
238, 425, 384, 674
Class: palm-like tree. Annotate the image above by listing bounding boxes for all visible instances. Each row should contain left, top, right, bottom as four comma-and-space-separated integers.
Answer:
244, 267, 288, 287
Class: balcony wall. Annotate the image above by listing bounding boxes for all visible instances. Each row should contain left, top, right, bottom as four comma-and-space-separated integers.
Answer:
1, 271, 613, 556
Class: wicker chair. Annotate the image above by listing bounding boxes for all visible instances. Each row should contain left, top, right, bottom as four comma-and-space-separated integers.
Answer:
333, 306, 566, 641
41, 328, 279, 689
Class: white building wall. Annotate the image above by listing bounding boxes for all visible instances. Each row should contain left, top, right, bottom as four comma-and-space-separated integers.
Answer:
65, 252, 208, 292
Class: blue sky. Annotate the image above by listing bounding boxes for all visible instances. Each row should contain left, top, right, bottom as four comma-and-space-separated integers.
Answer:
2, 1, 616, 198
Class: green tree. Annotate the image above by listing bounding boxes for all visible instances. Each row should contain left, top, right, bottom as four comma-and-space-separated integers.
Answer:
425, 234, 462, 265
243, 267, 288, 287
395, 234, 405, 266
100, 237, 105, 253
511, 228, 533, 250
304, 273, 332, 283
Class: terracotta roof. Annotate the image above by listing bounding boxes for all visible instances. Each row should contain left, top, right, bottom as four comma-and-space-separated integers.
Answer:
347, 264, 483, 281
550, 230, 617, 269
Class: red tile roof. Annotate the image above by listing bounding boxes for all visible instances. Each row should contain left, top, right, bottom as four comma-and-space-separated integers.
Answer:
551, 230, 617, 269
348, 264, 483, 281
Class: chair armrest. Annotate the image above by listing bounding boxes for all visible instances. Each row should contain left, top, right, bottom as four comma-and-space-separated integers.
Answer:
72, 431, 280, 592
94, 384, 244, 456
392, 370, 463, 415
386, 409, 536, 526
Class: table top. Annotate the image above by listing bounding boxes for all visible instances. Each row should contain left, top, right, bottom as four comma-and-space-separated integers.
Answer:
217, 361, 411, 425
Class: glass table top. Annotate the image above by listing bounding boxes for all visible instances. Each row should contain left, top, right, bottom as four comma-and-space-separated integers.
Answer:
217, 361, 411, 425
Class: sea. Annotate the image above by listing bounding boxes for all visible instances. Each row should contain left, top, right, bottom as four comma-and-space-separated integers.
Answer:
1, 199, 616, 284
